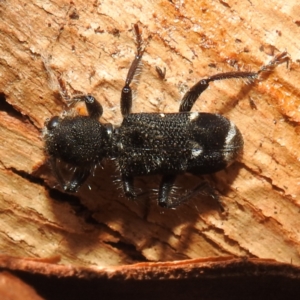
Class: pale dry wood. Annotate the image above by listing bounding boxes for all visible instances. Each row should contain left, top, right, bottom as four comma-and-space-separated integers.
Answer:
0, 0, 300, 267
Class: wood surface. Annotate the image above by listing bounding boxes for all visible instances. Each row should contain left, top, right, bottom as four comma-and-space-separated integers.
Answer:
0, 0, 300, 269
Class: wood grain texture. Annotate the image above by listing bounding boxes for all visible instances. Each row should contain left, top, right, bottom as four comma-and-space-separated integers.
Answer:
0, 0, 300, 267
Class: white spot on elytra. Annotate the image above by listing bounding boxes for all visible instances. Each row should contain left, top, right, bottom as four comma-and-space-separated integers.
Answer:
160, 113, 165, 117
189, 112, 199, 121
225, 121, 237, 146
223, 121, 237, 162
192, 148, 203, 157
191, 142, 203, 158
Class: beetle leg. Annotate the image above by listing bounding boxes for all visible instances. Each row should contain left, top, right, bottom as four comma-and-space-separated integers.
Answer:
159, 176, 225, 212
64, 168, 91, 193
158, 174, 177, 207
179, 72, 256, 112
121, 24, 145, 117
179, 51, 289, 112
185, 181, 224, 212
71, 95, 103, 119
49, 157, 90, 193
49, 157, 66, 191
122, 175, 137, 199
43, 65, 104, 119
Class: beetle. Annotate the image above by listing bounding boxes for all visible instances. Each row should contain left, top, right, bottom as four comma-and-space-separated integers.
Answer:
43, 24, 288, 209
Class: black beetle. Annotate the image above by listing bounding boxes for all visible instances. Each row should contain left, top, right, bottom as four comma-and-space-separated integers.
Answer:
43, 24, 288, 209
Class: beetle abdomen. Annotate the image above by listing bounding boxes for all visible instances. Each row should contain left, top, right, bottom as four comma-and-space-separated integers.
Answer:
116, 112, 243, 176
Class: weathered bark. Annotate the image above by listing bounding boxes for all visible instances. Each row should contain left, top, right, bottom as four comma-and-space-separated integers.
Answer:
0, 0, 300, 273
0, 271, 44, 300
1, 256, 300, 299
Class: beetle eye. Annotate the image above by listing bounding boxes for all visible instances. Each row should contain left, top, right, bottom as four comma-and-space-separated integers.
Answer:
47, 116, 60, 130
